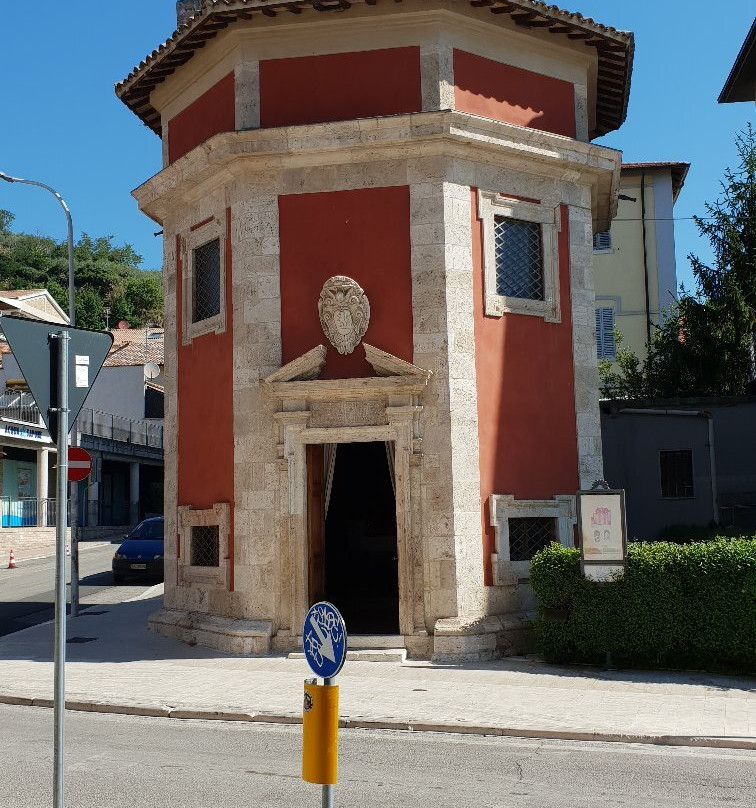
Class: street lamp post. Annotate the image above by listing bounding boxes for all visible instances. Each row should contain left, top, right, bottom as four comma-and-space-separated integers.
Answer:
0, 171, 76, 808
0, 173, 75, 325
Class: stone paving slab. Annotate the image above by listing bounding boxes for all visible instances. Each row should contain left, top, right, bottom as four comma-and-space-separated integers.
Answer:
0, 595, 753, 750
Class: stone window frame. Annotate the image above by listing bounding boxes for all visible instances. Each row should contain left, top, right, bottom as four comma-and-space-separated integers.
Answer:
181, 214, 227, 344
489, 494, 575, 586
177, 502, 231, 589
477, 189, 561, 323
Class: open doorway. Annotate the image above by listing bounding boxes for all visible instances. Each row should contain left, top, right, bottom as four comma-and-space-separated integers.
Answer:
307, 441, 399, 634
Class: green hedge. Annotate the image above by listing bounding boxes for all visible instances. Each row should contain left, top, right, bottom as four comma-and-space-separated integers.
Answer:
530, 539, 756, 674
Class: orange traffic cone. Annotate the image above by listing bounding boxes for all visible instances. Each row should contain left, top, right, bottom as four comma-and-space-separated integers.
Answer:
8, 549, 16, 569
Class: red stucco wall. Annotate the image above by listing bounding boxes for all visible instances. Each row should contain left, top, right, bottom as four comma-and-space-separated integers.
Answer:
471, 190, 579, 584
454, 51, 576, 138
168, 72, 235, 163
278, 187, 414, 379
176, 210, 235, 586
260, 48, 422, 129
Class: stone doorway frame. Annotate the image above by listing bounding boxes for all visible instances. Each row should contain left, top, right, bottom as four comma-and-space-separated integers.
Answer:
263, 343, 431, 646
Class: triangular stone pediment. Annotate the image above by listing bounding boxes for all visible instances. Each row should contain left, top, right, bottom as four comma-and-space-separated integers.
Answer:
262, 345, 327, 383
261, 342, 431, 386
363, 343, 432, 379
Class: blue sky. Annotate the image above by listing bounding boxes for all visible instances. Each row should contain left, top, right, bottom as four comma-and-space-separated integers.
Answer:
1, 1, 753, 294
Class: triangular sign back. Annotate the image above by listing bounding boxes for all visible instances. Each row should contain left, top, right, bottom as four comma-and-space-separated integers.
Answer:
0, 316, 114, 443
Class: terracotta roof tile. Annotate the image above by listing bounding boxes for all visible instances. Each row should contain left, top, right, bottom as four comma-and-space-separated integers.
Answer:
104, 332, 164, 367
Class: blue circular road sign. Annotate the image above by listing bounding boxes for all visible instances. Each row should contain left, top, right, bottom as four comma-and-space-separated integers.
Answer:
302, 601, 347, 679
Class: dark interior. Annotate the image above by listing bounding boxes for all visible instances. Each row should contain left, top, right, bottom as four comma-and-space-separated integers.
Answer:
324, 441, 399, 634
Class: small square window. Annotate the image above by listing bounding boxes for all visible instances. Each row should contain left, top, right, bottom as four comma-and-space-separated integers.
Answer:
596, 307, 616, 359
478, 190, 561, 322
494, 216, 544, 300
593, 230, 612, 252
193, 238, 221, 323
660, 450, 694, 498
182, 215, 227, 344
190, 525, 220, 567
508, 517, 557, 561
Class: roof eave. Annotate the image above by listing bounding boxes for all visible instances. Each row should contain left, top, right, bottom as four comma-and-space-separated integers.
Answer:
718, 20, 756, 104
116, 0, 634, 139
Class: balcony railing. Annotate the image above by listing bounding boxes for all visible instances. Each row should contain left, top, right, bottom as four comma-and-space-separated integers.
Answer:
0, 389, 163, 452
78, 408, 163, 450
1, 497, 62, 528
0, 497, 137, 528
0, 390, 41, 425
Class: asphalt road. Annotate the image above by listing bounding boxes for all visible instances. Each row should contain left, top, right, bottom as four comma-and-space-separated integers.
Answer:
0, 543, 150, 637
0, 705, 752, 808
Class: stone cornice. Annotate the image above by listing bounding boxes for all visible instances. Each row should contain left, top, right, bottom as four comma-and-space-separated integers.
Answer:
264, 375, 430, 401
133, 109, 621, 228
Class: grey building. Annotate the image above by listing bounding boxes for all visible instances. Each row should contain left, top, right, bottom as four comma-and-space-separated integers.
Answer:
601, 397, 756, 540
0, 324, 164, 534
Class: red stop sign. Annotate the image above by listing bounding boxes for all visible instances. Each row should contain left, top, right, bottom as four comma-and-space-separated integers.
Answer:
68, 447, 93, 482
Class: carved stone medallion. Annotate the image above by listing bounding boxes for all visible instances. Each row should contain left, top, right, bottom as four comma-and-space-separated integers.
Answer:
318, 276, 370, 355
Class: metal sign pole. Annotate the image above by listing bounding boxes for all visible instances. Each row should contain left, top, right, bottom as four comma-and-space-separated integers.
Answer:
70, 431, 79, 617
52, 330, 70, 808
322, 675, 335, 808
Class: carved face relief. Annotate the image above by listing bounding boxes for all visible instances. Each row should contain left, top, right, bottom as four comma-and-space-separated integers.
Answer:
318, 276, 370, 355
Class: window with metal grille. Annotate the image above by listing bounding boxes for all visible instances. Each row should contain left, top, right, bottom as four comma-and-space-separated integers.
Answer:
190, 525, 220, 566
508, 517, 557, 561
660, 450, 694, 498
596, 307, 616, 359
593, 230, 612, 251
192, 239, 221, 323
494, 216, 544, 300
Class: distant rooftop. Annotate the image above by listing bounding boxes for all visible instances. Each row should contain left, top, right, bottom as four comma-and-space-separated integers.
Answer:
622, 162, 690, 203
719, 19, 756, 103
105, 329, 164, 367
0, 289, 69, 324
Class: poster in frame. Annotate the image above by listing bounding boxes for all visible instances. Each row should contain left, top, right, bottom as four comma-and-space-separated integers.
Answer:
577, 481, 628, 581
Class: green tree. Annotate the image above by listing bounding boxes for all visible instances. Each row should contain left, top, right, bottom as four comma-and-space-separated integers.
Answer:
601, 126, 756, 398
0, 212, 162, 328
125, 273, 164, 326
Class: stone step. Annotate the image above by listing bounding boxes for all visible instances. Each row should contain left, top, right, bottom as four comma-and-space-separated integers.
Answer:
288, 648, 407, 664
347, 635, 404, 650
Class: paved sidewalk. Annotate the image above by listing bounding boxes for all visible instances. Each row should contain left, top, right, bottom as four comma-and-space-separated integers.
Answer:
0, 593, 753, 750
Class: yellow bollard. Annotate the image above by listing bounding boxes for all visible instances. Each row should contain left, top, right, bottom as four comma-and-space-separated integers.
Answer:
302, 678, 339, 785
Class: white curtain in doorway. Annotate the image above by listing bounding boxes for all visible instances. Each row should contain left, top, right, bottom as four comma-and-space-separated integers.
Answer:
323, 443, 338, 517
385, 441, 396, 497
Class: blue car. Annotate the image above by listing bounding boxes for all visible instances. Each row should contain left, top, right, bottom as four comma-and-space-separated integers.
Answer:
112, 517, 164, 584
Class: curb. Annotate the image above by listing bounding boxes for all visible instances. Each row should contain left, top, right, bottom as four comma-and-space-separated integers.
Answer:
1, 694, 753, 750
1, 541, 114, 566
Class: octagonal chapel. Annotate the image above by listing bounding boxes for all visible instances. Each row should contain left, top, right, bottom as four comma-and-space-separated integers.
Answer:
117, 0, 633, 660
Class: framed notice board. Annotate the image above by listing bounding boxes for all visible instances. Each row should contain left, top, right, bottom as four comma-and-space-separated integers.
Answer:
577, 483, 628, 581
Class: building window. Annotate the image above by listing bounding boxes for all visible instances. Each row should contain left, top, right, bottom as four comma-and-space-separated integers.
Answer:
596, 307, 616, 359
192, 239, 221, 323
660, 450, 694, 498
177, 502, 231, 588
181, 214, 227, 343
489, 494, 576, 585
494, 216, 544, 300
508, 517, 557, 561
478, 190, 561, 322
593, 230, 612, 252
190, 525, 220, 567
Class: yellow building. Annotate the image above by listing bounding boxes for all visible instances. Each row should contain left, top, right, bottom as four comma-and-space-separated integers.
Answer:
593, 162, 689, 361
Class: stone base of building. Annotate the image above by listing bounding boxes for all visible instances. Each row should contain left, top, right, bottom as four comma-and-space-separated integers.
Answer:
148, 608, 273, 656
432, 614, 535, 663
149, 608, 533, 661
